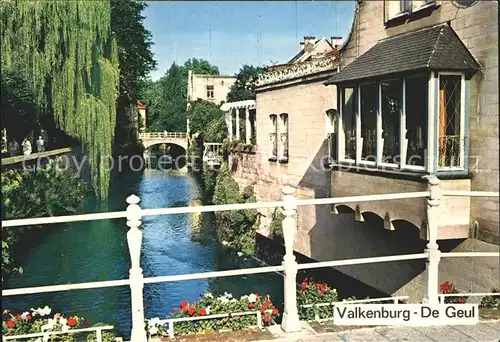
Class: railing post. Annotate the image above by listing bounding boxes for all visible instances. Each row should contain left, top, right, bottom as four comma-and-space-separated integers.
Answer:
423, 176, 442, 305
126, 194, 147, 342
281, 186, 302, 333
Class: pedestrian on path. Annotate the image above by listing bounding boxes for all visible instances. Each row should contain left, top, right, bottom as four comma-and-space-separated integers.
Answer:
8, 138, 19, 156
36, 135, 45, 153
22, 137, 32, 156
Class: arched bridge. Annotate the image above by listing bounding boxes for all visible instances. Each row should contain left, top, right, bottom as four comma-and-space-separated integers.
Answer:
139, 132, 187, 150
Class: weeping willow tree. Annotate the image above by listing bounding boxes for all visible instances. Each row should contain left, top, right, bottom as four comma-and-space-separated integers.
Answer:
0, 1, 119, 199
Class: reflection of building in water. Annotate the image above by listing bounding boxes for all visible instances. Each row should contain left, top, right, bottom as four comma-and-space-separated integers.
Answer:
189, 199, 203, 241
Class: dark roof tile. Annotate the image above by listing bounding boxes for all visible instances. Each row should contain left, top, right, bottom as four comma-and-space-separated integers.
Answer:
325, 24, 480, 85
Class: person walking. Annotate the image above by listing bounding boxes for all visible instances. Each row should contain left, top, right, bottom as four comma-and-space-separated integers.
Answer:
36, 135, 45, 153
22, 137, 32, 156
8, 138, 19, 157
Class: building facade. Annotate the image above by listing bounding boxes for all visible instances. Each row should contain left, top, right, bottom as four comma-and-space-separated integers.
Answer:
231, 1, 499, 302
187, 70, 236, 105
229, 40, 340, 259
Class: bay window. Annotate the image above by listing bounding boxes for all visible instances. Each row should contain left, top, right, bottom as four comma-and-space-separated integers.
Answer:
405, 75, 428, 168
438, 74, 464, 169
332, 72, 469, 175
381, 80, 402, 165
341, 88, 356, 161
360, 84, 378, 163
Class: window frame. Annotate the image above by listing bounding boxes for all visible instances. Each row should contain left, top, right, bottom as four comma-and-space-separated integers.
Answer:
206, 85, 215, 99
278, 113, 289, 163
385, 0, 438, 24
436, 71, 466, 171
332, 70, 468, 176
338, 86, 357, 164
269, 114, 278, 162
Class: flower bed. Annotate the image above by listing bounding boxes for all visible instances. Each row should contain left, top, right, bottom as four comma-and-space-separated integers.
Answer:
440, 281, 468, 304
297, 278, 339, 321
2, 306, 116, 341
146, 292, 279, 338
297, 278, 403, 322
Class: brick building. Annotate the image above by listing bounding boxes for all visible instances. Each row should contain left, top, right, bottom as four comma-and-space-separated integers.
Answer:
231, 1, 498, 302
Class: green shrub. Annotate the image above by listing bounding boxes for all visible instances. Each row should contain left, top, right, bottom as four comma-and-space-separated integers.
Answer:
297, 278, 338, 321
202, 166, 218, 204
480, 289, 500, 309
2, 158, 87, 276
212, 163, 259, 254
268, 208, 284, 239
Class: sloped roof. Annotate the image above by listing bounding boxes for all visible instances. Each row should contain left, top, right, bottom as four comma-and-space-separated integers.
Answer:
325, 24, 480, 85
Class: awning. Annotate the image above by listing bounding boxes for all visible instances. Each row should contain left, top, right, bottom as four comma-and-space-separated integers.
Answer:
325, 24, 480, 85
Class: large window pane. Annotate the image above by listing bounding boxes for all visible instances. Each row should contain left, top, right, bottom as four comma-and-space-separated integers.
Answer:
439, 75, 462, 168
381, 80, 401, 164
342, 88, 356, 160
405, 76, 428, 166
360, 84, 378, 161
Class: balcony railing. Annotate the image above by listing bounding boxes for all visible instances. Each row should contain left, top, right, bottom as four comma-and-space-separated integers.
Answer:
2, 176, 499, 341
139, 132, 187, 140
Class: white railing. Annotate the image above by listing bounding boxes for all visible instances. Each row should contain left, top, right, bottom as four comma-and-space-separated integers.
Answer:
438, 292, 500, 303
156, 308, 275, 339
2, 176, 499, 341
300, 295, 410, 323
139, 132, 187, 140
2, 325, 115, 342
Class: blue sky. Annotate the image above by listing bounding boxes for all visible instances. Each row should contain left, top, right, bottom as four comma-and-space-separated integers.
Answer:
143, 1, 356, 80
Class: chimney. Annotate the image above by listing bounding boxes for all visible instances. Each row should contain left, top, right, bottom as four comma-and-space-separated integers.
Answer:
303, 36, 316, 52
299, 41, 305, 51
330, 36, 343, 49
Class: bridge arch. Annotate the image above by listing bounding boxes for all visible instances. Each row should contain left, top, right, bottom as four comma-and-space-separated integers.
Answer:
139, 132, 188, 151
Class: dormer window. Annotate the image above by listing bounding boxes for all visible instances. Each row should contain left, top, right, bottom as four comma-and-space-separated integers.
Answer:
385, 0, 437, 23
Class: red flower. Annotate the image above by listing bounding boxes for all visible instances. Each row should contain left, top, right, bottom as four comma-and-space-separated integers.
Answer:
263, 315, 270, 323
272, 308, 279, 315
259, 306, 266, 313
173, 308, 178, 312
7, 319, 15, 329
26, 314, 32, 320
458, 297, 465, 303
248, 303, 255, 309
199, 308, 207, 316
264, 300, 271, 309
83, 319, 89, 325
188, 307, 196, 316
180, 300, 188, 308
16, 314, 22, 319
67, 318, 77, 327
300, 282, 308, 290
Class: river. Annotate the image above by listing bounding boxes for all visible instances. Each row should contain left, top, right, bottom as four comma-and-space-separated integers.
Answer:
3, 168, 283, 339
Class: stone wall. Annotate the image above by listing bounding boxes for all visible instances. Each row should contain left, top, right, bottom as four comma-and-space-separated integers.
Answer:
341, 0, 499, 245
228, 1, 499, 301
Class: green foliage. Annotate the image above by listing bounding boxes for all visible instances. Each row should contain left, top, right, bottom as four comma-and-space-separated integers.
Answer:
147, 291, 279, 338
1, 1, 119, 199
479, 289, 500, 309
186, 99, 226, 137
212, 163, 259, 254
204, 116, 228, 143
111, 0, 156, 153
2, 159, 88, 275
227, 65, 266, 102
297, 278, 339, 321
140, 59, 219, 132
440, 281, 469, 304
203, 167, 219, 204
269, 208, 285, 239
2, 307, 116, 341
111, 0, 156, 101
